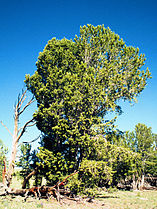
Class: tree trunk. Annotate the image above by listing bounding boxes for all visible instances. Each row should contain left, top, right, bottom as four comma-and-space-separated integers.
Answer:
132, 174, 138, 190
6, 114, 18, 187
22, 168, 38, 189
3, 90, 35, 187
2, 159, 6, 185
139, 174, 145, 190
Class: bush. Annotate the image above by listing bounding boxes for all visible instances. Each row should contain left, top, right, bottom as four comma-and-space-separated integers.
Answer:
66, 159, 113, 195
79, 159, 113, 188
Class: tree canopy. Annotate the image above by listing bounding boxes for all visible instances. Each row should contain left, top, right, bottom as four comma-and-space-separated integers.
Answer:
124, 123, 157, 177
25, 25, 151, 182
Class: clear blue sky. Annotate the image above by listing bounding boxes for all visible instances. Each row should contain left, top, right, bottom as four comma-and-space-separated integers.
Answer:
0, 0, 157, 152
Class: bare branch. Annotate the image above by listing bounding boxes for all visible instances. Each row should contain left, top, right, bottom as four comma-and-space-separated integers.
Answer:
18, 95, 27, 111
23, 135, 40, 144
15, 90, 27, 112
17, 134, 40, 148
19, 98, 35, 116
0, 121, 13, 137
18, 121, 36, 134
17, 90, 27, 108
6, 88, 36, 187
26, 122, 36, 127
16, 119, 35, 143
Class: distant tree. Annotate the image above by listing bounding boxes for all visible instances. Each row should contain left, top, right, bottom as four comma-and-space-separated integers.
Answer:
17, 143, 42, 188
87, 135, 142, 186
124, 123, 157, 188
25, 24, 151, 183
0, 139, 8, 183
16, 144, 32, 188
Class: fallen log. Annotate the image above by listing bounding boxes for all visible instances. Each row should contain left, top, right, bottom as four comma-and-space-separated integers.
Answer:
0, 187, 26, 196
0, 171, 79, 202
7, 188, 27, 196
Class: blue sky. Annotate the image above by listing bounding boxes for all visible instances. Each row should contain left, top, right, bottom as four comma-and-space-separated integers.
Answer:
0, 0, 157, 152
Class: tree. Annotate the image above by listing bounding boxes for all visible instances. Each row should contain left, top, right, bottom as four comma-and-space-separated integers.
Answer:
16, 144, 32, 188
36, 147, 67, 185
17, 143, 42, 188
0, 139, 8, 183
0, 89, 35, 187
124, 123, 157, 188
146, 134, 157, 177
25, 24, 151, 181
86, 135, 142, 187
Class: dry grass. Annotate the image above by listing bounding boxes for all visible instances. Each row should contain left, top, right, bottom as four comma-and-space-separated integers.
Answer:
97, 190, 157, 209
0, 190, 157, 209
0, 177, 157, 208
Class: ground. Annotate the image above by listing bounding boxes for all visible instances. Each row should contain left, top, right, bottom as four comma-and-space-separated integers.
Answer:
0, 190, 157, 209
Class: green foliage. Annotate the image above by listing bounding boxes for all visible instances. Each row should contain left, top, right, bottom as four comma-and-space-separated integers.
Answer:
108, 145, 142, 184
86, 134, 142, 185
145, 150, 157, 176
66, 159, 113, 195
79, 159, 113, 187
25, 24, 151, 187
66, 173, 84, 194
134, 123, 154, 154
0, 139, 8, 182
36, 147, 67, 184
17, 144, 32, 173
124, 123, 157, 176
16, 144, 33, 187
17, 144, 42, 187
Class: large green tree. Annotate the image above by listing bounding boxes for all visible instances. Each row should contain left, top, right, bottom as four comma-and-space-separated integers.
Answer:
25, 25, 151, 179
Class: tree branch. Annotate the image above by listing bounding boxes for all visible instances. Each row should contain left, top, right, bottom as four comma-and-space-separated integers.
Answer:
22, 167, 39, 189
0, 121, 13, 137
23, 135, 41, 144
19, 98, 35, 116
51, 170, 79, 189
15, 90, 27, 112
16, 119, 35, 143
17, 90, 27, 108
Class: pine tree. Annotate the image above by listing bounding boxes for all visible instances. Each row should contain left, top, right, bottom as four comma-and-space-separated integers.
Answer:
25, 25, 151, 183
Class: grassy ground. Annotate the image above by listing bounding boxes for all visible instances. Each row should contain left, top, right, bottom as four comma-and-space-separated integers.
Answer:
97, 190, 157, 209
0, 190, 157, 209
0, 176, 157, 208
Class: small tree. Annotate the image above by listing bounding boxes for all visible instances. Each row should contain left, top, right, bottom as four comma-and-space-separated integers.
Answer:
16, 144, 32, 188
17, 143, 42, 188
36, 147, 67, 185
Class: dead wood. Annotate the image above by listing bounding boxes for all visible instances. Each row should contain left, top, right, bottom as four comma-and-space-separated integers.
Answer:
7, 188, 27, 196
0, 171, 79, 203
0, 186, 27, 197
22, 167, 39, 189
1, 89, 35, 187
49, 170, 79, 190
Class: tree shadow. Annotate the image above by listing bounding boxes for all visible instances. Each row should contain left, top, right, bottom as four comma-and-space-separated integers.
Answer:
96, 195, 119, 199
